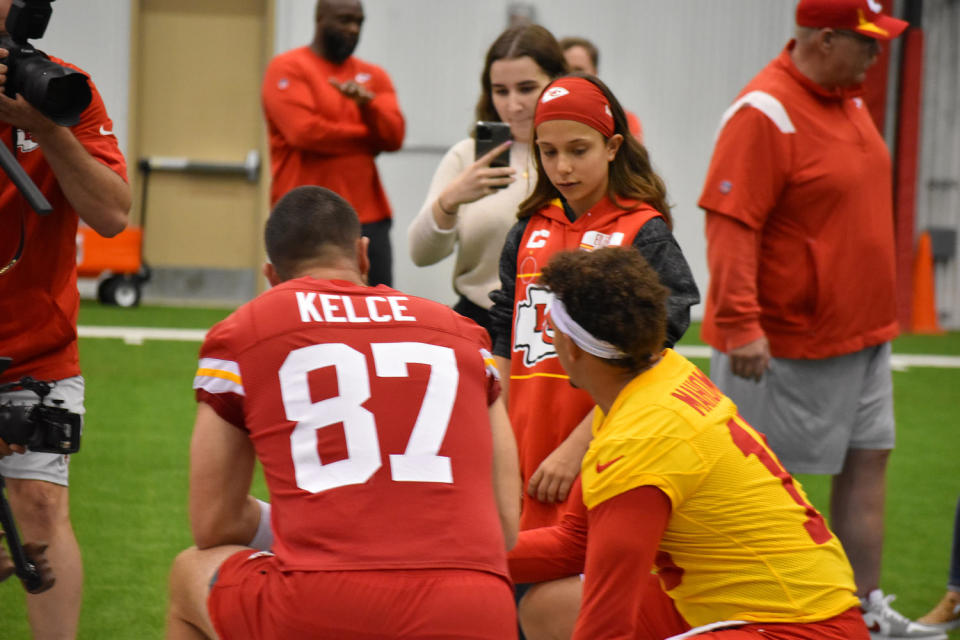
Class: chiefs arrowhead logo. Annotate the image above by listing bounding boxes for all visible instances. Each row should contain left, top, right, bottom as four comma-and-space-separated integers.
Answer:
513, 285, 555, 367
541, 87, 569, 103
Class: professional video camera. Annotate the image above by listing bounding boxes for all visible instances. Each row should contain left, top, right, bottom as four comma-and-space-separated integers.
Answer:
0, 0, 91, 126
0, 357, 81, 455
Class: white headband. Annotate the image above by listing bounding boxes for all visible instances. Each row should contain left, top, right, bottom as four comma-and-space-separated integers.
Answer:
547, 294, 628, 360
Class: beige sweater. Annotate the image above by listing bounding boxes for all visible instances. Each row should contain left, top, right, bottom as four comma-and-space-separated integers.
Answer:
407, 138, 536, 309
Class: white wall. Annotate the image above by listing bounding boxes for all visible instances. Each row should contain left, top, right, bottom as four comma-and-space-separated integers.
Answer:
39, 0, 131, 158
275, 0, 794, 314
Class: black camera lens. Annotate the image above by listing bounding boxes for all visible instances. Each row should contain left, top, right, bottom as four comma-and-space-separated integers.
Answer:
16, 55, 92, 127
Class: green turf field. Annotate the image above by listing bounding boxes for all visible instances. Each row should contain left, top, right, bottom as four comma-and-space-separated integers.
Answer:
1, 303, 957, 638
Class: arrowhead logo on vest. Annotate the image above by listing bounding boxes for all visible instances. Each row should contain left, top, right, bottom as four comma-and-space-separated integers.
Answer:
513, 286, 556, 367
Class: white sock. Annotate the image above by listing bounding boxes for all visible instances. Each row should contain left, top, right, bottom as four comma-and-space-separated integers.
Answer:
247, 499, 273, 551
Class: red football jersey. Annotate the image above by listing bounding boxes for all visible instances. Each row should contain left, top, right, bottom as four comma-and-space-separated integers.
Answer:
195, 277, 508, 579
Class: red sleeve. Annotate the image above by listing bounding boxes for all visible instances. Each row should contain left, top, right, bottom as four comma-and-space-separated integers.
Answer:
697, 105, 791, 228
262, 54, 373, 155
56, 59, 127, 181
195, 389, 245, 432
508, 479, 588, 583
193, 320, 246, 431
486, 369, 502, 407
451, 312, 502, 406
572, 486, 671, 640
360, 67, 404, 152
704, 212, 765, 351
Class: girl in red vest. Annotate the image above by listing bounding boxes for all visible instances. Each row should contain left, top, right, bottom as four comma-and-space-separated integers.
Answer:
488, 73, 699, 638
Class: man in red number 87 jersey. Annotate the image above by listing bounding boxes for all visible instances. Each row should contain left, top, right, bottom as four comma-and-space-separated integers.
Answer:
165, 186, 520, 640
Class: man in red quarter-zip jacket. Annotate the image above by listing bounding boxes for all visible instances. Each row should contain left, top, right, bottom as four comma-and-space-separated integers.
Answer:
262, 0, 405, 288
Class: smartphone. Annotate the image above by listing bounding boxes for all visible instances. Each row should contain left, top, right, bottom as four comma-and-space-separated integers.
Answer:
475, 121, 512, 170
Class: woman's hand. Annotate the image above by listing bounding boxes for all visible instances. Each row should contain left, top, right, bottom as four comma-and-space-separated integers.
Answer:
438, 140, 516, 213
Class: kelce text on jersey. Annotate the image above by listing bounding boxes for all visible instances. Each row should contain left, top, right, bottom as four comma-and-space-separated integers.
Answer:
295, 292, 417, 323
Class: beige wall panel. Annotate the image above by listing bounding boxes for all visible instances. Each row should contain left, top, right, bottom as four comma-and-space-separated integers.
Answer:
144, 175, 259, 269
136, 0, 267, 269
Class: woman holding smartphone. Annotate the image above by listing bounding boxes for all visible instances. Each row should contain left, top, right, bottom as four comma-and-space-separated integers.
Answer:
407, 24, 566, 336
489, 73, 700, 638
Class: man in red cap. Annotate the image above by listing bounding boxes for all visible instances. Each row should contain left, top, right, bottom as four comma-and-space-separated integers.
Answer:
699, 2, 945, 639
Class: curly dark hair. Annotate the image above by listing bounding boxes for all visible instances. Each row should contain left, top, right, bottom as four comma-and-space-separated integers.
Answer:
539, 247, 669, 370
265, 186, 360, 280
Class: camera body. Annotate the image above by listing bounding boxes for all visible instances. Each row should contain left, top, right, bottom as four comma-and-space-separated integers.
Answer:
0, 0, 92, 126
0, 400, 81, 455
0, 359, 81, 455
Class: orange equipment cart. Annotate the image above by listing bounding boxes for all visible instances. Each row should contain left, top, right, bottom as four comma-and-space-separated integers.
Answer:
76, 224, 149, 307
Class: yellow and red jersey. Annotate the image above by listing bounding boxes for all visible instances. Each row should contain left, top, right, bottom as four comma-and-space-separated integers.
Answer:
583, 348, 859, 626
510, 349, 860, 634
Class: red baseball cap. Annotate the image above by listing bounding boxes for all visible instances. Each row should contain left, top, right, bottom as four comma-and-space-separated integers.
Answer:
796, 0, 908, 40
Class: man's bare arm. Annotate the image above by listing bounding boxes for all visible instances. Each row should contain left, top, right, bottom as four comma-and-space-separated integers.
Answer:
188, 403, 260, 549
489, 397, 520, 550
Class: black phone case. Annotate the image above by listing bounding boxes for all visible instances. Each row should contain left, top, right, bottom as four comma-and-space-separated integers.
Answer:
475, 121, 512, 169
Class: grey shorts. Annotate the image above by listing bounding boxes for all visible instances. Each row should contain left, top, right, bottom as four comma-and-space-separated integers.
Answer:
710, 344, 895, 475
0, 375, 85, 486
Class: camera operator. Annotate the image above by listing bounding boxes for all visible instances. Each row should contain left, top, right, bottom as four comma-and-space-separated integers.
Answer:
0, 0, 130, 634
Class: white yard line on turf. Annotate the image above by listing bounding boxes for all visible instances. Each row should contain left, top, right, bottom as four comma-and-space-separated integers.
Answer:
77, 326, 960, 370
78, 326, 207, 346
889, 354, 960, 370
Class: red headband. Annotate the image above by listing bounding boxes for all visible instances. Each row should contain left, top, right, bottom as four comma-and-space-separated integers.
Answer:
534, 77, 615, 138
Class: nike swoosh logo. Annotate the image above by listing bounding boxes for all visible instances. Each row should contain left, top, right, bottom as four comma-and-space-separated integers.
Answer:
99, 126, 114, 136
595, 455, 624, 473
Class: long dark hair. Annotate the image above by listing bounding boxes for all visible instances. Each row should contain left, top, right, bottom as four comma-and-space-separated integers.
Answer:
474, 24, 567, 124
517, 73, 672, 227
